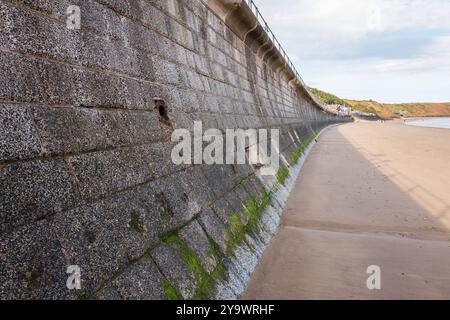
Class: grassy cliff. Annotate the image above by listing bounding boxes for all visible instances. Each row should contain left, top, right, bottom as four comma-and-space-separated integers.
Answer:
308, 87, 349, 106
344, 100, 450, 119
308, 87, 450, 119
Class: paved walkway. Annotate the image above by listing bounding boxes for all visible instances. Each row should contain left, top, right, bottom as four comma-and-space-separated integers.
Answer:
243, 121, 450, 299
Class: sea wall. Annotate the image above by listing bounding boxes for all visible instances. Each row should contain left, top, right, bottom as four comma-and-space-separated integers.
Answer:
0, 0, 349, 299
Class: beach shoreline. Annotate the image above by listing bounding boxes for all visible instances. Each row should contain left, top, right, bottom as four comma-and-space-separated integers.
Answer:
243, 121, 450, 299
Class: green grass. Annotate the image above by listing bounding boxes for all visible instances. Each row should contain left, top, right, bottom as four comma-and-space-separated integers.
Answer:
309, 87, 350, 106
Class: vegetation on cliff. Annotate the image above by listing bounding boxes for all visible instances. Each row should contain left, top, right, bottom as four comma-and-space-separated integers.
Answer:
308, 87, 349, 106
344, 100, 450, 120
308, 87, 450, 119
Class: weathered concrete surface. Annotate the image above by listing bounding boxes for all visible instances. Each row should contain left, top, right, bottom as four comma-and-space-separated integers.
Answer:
243, 121, 450, 299
0, 0, 348, 299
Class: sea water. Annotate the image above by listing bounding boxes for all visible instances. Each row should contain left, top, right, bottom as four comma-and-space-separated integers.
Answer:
406, 117, 450, 129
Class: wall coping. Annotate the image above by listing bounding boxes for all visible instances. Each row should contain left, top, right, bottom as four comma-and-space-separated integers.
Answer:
206, 0, 334, 115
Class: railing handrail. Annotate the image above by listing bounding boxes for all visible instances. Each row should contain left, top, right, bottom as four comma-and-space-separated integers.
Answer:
245, 0, 324, 108
246, 1, 299, 79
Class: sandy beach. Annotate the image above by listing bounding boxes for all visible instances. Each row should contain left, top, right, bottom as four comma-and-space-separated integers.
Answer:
243, 120, 450, 299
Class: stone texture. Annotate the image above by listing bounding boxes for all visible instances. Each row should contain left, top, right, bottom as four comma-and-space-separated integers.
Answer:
31, 106, 108, 155
0, 0, 347, 300
67, 143, 173, 200
137, 170, 201, 232
211, 197, 239, 225
112, 256, 165, 300
0, 220, 73, 300
34, 105, 168, 157
0, 159, 80, 233
100, 109, 166, 146
95, 285, 122, 300
198, 208, 229, 255
51, 191, 159, 295
151, 244, 197, 299
0, 105, 42, 162
180, 220, 217, 274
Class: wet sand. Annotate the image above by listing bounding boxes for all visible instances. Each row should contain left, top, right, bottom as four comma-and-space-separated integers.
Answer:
243, 120, 450, 299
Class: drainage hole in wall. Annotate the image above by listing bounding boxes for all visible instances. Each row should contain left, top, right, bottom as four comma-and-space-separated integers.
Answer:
154, 99, 172, 128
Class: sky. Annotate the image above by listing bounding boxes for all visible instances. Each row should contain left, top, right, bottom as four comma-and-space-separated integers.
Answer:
254, 0, 450, 103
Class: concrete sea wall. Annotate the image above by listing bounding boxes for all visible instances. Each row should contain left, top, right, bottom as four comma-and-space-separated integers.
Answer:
0, 0, 349, 299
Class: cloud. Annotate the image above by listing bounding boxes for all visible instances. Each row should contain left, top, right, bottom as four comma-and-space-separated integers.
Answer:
256, 0, 450, 59
254, 0, 450, 102
370, 36, 450, 73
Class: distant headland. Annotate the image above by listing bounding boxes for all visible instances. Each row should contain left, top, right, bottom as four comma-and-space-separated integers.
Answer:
309, 87, 450, 120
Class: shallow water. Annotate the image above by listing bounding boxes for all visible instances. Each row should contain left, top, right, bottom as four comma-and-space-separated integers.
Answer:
406, 117, 450, 129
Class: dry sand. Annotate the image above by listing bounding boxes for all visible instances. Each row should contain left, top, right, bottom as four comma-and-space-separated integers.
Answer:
243, 120, 450, 299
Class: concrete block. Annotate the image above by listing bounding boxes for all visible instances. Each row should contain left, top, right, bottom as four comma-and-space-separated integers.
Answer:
31, 107, 108, 155
211, 197, 237, 225
180, 220, 217, 274
0, 159, 79, 233
112, 256, 165, 300
100, 109, 166, 146
198, 208, 228, 255
67, 143, 174, 200
0, 105, 42, 162
95, 285, 122, 300
151, 244, 196, 299
137, 168, 206, 232
0, 220, 73, 299
51, 191, 153, 294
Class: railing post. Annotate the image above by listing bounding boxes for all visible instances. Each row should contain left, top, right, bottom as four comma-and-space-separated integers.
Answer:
242, 0, 325, 109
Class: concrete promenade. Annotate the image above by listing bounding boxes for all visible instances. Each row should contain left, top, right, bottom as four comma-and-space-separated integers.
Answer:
243, 121, 450, 299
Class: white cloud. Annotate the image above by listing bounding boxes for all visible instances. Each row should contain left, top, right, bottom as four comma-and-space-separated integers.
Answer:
254, 0, 450, 102
370, 36, 450, 73
257, 0, 450, 59
367, 4, 383, 32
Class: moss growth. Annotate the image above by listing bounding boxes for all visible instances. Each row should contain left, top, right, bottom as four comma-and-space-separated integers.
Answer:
230, 213, 244, 235
231, 132, 321, 248
161, 230, 178, 244
206, 235, 225, 276
225, 190, 272, 256
163, 279, 181, 300
224, 224, 234, 255
226, 212, 245, 255
289, 147, 304, 165
259, 190, 271, 212
192, 264, 223, 300
275, 167, 289, 185
243, 197, 259, 225
160, 231, 225, 300
289, 133, 318, 166
225, 132, 321, 253
231, 173, 254, 191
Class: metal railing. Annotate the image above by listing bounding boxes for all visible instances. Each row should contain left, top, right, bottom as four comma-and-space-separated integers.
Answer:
245, 0, 324, 109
